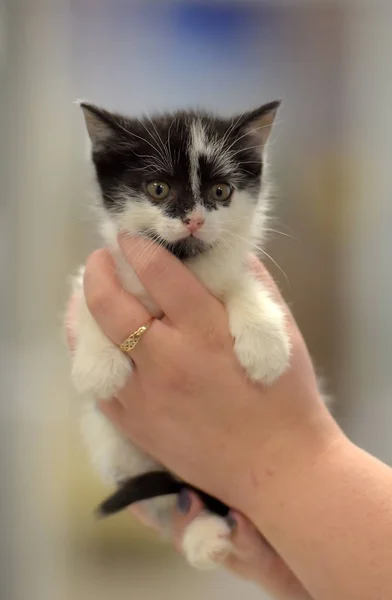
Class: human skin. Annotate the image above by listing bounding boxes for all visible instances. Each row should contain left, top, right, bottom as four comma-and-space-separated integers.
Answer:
66, 263, 313, 600
72, 235, 392, 600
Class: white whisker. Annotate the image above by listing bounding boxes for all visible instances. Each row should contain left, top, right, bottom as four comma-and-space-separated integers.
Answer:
220, 229, 291, 287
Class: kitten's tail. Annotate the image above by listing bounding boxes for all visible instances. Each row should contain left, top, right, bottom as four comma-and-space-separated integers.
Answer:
95, 471, 229, 518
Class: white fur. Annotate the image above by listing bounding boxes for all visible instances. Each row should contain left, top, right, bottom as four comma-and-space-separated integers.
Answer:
71, 113, 290, 570
182, 512, 233, 570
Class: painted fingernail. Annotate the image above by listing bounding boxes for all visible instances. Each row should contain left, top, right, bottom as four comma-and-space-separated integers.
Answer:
227, 512, 237, 531
177, 489, 191, 514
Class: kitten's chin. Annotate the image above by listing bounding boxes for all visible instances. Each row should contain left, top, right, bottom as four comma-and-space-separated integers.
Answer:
143, 232, 211, 261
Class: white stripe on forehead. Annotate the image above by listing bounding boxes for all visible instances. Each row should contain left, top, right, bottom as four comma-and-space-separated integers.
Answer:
189, 119, 208, 197
189, 119, 234, 197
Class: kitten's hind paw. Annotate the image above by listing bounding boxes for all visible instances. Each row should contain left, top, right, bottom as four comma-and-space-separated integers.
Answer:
182, 512, 232, 570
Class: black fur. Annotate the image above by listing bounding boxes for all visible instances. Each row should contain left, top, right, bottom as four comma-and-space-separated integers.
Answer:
144, 232, 208, 260
82, 102, 279, 218
96, 471, 229, 519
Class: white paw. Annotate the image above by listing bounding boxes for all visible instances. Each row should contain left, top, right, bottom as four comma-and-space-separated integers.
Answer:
182, 513, 232, 571
72, 341, 131, 400
231, 297, 291, 385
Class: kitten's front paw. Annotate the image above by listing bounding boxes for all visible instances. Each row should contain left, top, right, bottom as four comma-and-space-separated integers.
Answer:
231, 297, 290, 385
182, 513, 232, 570
72, 342, 131, 400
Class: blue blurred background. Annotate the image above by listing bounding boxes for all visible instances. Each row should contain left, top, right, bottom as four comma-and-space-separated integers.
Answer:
1, 1, 392, 599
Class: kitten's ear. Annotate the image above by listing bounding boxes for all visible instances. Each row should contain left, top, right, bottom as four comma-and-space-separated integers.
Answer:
77, 101, 121, 151
235, 100, 281, 148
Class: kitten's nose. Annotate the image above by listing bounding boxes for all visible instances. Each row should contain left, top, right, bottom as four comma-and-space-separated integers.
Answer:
183, 216, 205, 233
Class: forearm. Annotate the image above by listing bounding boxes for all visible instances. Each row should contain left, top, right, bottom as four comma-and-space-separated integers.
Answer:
247, 432, 392, 600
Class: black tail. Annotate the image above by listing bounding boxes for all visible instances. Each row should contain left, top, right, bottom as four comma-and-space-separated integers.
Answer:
96, 471, 229, 519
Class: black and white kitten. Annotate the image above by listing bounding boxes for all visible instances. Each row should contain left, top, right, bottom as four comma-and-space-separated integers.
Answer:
71, 101, 290, 570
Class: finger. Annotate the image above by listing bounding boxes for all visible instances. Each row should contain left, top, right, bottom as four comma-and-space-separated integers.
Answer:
172, 490, 204, 551
118, 234, 220, 328
226, 512, 313, 600
83, 248, 164, 354
248, 255, 297, 328
228, 511, 274, 563
248, 255, 283, 298
129, 505, 162, 532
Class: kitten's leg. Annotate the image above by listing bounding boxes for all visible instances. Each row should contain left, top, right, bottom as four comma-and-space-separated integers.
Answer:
83, 399, 232, 566
70, 271, 175, 529
71, 280, 131, 400
182, 512, 233, 570
81, 401, 176, 532
226, 274, 291, 384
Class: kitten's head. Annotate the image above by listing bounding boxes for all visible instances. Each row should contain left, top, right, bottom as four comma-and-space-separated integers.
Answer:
80, 101, 280, 260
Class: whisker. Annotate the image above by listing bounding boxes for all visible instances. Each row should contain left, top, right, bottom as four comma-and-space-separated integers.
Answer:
264, 228, 299, 243
220, 112, 245, 147
145, 114, 173, 173
224, 122, 279, 154
110, 116, 169, 171
137, 116, 171, 171
220, 230, 291, 288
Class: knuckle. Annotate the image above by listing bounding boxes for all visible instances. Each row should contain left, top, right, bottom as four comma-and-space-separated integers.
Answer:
164, 366, 186, 392
199, 321, 227, 352
85, 285, 111, 316
162, 354, 192, 393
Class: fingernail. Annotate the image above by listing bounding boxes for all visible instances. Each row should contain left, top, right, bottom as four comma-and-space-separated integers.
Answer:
227, 512, 237, 531
177, 489, 191, 514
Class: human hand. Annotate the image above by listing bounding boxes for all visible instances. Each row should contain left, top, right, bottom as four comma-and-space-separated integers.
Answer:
81, 235, 342, 520
65, 283, 313, 598
173, 492, 313, 599
128, 493, 313, 599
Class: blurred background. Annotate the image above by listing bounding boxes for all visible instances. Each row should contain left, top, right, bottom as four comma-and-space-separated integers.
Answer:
1, 0, 392, 598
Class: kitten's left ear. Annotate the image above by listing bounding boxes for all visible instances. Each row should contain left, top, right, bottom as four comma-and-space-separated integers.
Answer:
236, 100, 281, 148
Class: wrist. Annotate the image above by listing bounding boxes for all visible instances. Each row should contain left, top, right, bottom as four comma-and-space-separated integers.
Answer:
240, 402, 346, 528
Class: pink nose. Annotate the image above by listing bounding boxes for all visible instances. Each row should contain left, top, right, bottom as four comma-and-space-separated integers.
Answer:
183, 217, 205, 233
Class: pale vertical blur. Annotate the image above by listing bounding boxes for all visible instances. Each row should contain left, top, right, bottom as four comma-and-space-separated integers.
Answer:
1, 1, 392, 599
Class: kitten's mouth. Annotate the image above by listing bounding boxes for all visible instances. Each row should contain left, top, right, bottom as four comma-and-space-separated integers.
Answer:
143, 232, 210, 261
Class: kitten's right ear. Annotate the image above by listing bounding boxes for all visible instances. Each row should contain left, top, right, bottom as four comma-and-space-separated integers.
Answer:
77, 101, 120, 151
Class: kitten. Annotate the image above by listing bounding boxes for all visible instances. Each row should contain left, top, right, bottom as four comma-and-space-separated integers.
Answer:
70, 101, 290, 570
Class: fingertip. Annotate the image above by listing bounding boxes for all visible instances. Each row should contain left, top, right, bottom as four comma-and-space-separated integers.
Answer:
176, 488, 192, 515
84, 248, 116, 281
129, 505, 161, 532
229, 511, 275, 558
229, 511, 262, 545
172, 490, 204, 548
175, 489, 203, 518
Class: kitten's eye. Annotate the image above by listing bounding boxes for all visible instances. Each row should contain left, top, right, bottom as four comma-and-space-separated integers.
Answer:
209, 183, 232, 202
146, 181, 171, 201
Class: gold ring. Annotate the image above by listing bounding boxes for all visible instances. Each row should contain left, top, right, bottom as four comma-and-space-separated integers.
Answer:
120, 319, 154, 354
